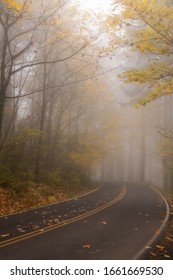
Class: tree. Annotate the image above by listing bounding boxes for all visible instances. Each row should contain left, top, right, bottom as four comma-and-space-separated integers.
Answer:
107, 0, 173, 105
0, 0, 89, 141
106, 0, 173, 189
0, 0, 122, 190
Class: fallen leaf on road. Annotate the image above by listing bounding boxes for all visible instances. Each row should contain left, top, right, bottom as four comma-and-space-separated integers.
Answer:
24, 226, 33, 230
83, 244, 93, 249
150, 252, 156, 257
0, 234, 10, 238
164, 254, 171, 258
31, 225, 39, 230
166, 237, 173, 242
101, 221, 107, 225
17, 227, 23, 231
146, 246, 152, 249
156, 245, 164, 250
155, 230, 160, 235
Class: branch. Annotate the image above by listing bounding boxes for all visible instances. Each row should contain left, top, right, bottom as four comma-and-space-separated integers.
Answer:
6, 64, 124, 99
11, 43, 88, 75
137, 11, 173, 46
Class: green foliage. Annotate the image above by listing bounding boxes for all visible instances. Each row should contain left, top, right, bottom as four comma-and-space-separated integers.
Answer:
0, 165, 29, 194
70, 142, 102, 171
0, 165, 19, 188
47, 169, 64, 187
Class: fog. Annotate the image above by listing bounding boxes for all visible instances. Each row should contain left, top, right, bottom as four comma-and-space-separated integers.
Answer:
0, 0, 172, 194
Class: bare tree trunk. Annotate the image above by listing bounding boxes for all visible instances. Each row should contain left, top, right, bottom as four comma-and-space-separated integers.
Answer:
0, 92, 6, 139
0, 28, 8, 140
139, 132, 146, 183
139, 109, 146, 183
35, 63, 47, 181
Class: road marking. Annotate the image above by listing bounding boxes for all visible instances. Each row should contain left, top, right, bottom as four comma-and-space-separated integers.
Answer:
0, 185, 102, 218
132, 187, 170, 260
0, 186, 127, 249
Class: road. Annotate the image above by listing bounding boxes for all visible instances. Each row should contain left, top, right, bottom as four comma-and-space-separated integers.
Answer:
0, 182, 169, 259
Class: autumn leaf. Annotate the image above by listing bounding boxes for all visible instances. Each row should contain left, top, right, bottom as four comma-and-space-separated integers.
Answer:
83, 244, 93, 249
164, 255, 171, 258
23, 226, 33, 230
134, 228, 139, 231
31, 225, 39, 230
156, 245, 164, 250
150, 252, 157, 257
166, 237, 173, 242
17, 227, 23, 231
0, 234, 10, 238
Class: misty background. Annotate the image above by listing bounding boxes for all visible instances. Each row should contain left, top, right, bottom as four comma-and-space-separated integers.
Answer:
0, 0, 172, 212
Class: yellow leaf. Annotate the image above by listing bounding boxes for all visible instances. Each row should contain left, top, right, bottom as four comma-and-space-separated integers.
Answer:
156, 244, 164, 250
155, 230, 160, 235
83, 244, 93, 249
166, 237, 173, 242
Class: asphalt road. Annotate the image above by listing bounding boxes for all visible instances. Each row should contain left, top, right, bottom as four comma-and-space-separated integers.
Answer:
0, 182, 168, 259
0, 183, 122, 239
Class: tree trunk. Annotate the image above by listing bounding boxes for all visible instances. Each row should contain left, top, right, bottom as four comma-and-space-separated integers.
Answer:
0, 91, 6, 140
34, 63, 47, 181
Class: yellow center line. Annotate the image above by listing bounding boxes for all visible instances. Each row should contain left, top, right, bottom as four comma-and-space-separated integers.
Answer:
0, 186, 127, 249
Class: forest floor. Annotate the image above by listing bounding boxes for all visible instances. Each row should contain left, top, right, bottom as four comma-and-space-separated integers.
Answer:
148, 191, 173, 260
0, 183, 95, 216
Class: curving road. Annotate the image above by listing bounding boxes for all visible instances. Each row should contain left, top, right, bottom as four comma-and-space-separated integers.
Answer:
0, 182, 169, 260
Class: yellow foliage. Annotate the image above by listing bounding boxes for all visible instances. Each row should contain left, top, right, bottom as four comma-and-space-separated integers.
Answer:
108, 0, 173, 104
2, 0, 31, 15
2, 0, 23, 11
70, 138, 104, 170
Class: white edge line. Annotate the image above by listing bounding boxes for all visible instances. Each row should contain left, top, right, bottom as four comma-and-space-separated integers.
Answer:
132, 187, 170, 260
0, 185, 126, 247
0, 185, 102, 218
